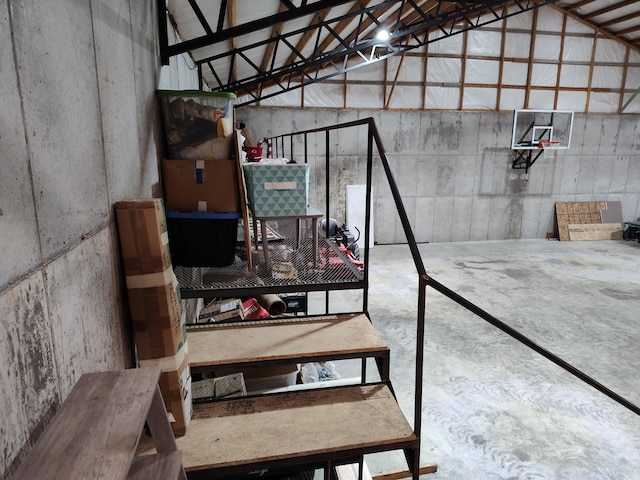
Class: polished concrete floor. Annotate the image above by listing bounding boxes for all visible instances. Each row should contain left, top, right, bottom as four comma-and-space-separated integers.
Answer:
311, 239, 640, 479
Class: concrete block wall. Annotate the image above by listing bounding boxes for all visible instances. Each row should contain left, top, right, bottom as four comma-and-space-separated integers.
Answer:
0, 1, 195, 477
238, 107, 640, 244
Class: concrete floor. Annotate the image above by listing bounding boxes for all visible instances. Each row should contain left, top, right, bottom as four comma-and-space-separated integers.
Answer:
315, 239, 640, 479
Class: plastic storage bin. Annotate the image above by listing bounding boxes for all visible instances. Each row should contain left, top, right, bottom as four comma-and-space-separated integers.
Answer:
166, 211, 240, 267
157, 90, 236, 160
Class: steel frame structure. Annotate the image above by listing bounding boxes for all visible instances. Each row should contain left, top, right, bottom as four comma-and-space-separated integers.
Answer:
158, 0, 557, 106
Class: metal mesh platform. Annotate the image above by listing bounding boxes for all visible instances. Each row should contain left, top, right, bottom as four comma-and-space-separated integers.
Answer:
175, 235, 365, 298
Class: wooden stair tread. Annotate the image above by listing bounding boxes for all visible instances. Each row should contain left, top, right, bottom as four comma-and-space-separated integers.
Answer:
142, 383, 416, 475
128, 452, 183, 480
10, 367, 174, 480
187, 313, 389, 368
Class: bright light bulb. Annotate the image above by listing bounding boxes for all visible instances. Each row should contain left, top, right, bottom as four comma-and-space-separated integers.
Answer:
376, 29, 390, 41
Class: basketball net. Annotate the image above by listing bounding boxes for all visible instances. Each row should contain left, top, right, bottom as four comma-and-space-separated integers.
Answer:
538, 140, 560, 159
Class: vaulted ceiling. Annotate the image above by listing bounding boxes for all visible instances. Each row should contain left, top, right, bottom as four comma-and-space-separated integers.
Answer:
158, 0, 640, 106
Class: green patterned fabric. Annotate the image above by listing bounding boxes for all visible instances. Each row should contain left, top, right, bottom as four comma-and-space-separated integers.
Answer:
242, 163, 309, 216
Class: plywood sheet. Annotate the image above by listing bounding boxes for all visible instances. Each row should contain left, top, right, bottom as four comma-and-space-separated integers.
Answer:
568, 223, 623, 241
187, 313, 388, 368
555, 201, 623, 241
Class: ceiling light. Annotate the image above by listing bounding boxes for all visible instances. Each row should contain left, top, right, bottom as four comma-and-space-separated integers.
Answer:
376, 29, 390, 41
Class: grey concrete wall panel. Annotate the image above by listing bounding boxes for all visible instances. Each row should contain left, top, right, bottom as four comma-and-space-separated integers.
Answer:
576, 155, 598, 194
454, 155, 477, 196
414, 197, 435, 243
520, 196, 543, 238
610, 154, 632, 195
416, 155, 438, 197
335, 110, 360, 156
45, 229, 126, 399
569, 114, 587, 154
593, 155, 615, 194
436, 156, 457, 196
0, 274, 59, 478
92, 0, 147, 202
451, 196, 473, 242
11, 1, 109, 259
583, 115, 603, 154
469, 196, 492, 241
130, 0, 164, 197
559, 155, 581, 194
599, 115, 620, 155
615, 117, 637, 154
0, 3, 41, 289
376, 111, 403, 154
373, 197, 396, 244
399, 111, 422, 154
432, 196, 455, 243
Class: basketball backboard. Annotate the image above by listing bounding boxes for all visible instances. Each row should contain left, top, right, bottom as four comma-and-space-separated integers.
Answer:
511, 109, 574, 150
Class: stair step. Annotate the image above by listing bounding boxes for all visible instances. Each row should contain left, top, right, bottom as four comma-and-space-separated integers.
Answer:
174, 383, 416, 477
187, 313, 390, 374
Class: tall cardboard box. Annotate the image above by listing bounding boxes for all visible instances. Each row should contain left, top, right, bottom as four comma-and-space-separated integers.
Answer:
126, 271, 187, 360
140, 343, 192, 436
115, 199, 172, 276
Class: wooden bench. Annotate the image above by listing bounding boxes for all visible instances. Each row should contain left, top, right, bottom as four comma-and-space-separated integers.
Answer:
10, 367, 186, 480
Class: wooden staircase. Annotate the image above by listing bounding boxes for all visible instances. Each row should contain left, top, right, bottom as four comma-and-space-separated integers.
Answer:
138, 313, 425, 479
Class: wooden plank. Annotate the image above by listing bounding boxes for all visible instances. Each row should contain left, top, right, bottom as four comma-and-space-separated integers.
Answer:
171, 384, 416, 473
371, 465, 439, 480
11, 367, 163, 480
234, 129, 253, 271
568, 223, 623, 241
186, 313, 388, 368
128, 452, 184, 480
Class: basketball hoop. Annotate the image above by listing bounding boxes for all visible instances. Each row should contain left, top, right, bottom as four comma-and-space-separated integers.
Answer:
537, 140, 560, 149
538, 140, 560, 158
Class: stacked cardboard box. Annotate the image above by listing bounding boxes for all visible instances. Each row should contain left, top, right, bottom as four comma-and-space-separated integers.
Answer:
115, 198, 192, 436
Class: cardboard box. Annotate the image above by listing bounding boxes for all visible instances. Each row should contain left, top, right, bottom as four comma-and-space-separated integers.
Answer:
163, 158, 240, 213
162, 357, 192, 436
115, 199, 172, 276
197, 298, 244, 323
127, 269, 187, 360
242, 163, 309, 216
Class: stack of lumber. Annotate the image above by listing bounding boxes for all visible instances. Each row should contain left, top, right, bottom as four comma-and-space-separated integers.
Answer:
555, 201, 623, 241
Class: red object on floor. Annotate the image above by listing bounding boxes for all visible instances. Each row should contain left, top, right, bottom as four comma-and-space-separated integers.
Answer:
243, 298, 269, 319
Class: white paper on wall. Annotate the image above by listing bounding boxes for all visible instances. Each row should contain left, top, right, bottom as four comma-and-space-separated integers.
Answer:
504, 32, 531, 58
427, 29, 463, 54
535, 7, 564, 32
535, 34, 562, 61
590, 92, 623, 113
595, 38, 626, 63
303, 81, 344, 108
592, 65, 623, 89
346, 84, 385, 108
503, 62, 529, 85
467, 30, 502, 55
556, 90, 587, 111
426, 86, 459, 109
531, 63, 558, 87
387, 85, 424, 109
462, 88, 496, 110
527, 89, 557, 110
563, 36, 594, 62
346, 185, 374, 250
426, 57, 461, 83
465, 59, 500, 84
500, 89, 526, 110
560, 64, 591, 88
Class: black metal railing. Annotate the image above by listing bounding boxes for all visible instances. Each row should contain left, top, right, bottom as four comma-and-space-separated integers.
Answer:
267, 116, 640, 479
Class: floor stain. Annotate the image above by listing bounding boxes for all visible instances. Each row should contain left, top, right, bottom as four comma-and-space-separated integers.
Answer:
600, 288, 640, 300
